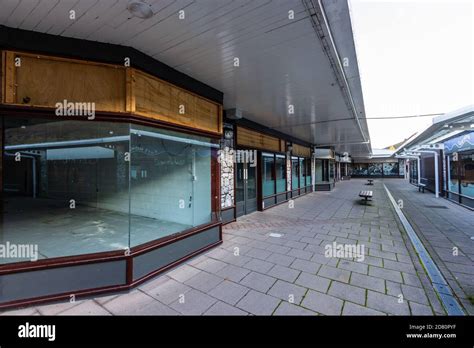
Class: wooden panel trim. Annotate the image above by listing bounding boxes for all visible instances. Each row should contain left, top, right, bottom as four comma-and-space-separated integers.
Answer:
1, 50, 222, 134
236, 126, 280, 152
133, 68, 221, 110
292, 143, 311, 158
125, 68, 136, 113
3, 51, 15, 103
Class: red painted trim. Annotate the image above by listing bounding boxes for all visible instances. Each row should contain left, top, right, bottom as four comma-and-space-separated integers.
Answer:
0, 220, 221, 275
0, 233, 222, 310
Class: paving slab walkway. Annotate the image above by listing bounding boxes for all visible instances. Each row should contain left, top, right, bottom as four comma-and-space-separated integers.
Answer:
384, 180, 474, 314
1, 179, 451, 316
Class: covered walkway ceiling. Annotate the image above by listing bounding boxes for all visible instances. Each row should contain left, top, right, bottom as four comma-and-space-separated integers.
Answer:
0, 0, 371, 157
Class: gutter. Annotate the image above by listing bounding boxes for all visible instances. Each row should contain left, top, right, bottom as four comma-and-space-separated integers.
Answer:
303, 0, 371, 155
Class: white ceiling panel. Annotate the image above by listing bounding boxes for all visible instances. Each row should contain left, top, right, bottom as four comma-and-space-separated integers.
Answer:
0, 0, 371, 156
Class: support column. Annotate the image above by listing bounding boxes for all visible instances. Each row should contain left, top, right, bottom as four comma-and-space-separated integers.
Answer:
220, 125, 234, 210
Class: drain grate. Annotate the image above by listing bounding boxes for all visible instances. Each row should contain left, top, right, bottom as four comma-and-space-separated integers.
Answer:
424, 205, 449, 209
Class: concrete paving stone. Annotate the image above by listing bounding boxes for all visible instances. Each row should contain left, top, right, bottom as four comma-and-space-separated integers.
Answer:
266, 244, 292, 255
409, 301, 434, 315
295, 272, 331, 293
240, 271, 277, 293
169, 289, 217, 315
36, 300, 84, 315
59, 301, 111, 316
370, 236, 394, 246
328, 230, 349, 238
385, 280, 402, 297
284, 240, 307, 250
268, 280, 307, 304
338, 259, 368, 275
184, 271, 224, 292
266, 253, 296, 267
305, 241, 327, 251
402, 272, 423, 287
310, 252, 334, 265
192, 257, 229, 274
226, 243, 253, 255
137, 274, 170, 293
342, 302, 386, 316
236, 290, 281, 315
232, 236, 254, 245
216, 264, 251, 282
103, 290, 160, 315
368, 248, 398, 261
349, 233, 370, 242
350, 272, 386, 293
290, 259, 322, 274
187, 254, 209, 266
383, 259, 417, 274
396, 253, 414, 264
328, 281, 366, 306
204, 301, 248, 316
445, 262, 474, 275
247, 240, 272, 250
205, 247, 234, 261
318, 265, 351, 283
221, 253, 253, 267
273, 302, 317, 315
245, 247, 273, 261
93, 293, 121, 306
400, 284, 429, 305
369, 266, 403, 283
287, 248, 313, 260
366, 290, 410, 315
283, 234, 303, 242
243, 258, 275, 273
167, 264, 201, 283
359, 255, 384, 267
208, 280, 250, 305
301, 290, 343, 315
142, 278, 193, 305
382, 243, 409, 255
267, 264, 301, 283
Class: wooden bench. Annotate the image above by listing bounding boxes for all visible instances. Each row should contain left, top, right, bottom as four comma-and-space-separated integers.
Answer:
417, 178, 428, 193
417, 183, 426, 193
366, 179, 374, 186
359, 190, 373, 204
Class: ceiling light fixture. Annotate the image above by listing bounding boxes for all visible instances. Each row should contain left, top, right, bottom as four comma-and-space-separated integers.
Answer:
127, 1, 154, 19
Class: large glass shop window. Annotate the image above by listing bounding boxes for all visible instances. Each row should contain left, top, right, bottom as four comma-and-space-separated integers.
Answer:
275, 155, 286, 193
448, 155, 458, 193
305, 159, 312, 186
291, 157, 299, 189
329, 161, 335, 181
262, 153, 275, 196
315, 159, 324, 183
460, 151, 474, 199
1, 117, 217, 264
299, 158, 305, 188
129, 125, 215, 247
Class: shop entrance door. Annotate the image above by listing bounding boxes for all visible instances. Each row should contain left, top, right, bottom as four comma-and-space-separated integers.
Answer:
236, 161, 257, 217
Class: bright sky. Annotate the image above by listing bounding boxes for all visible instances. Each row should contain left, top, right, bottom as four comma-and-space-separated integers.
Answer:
349, 0, 474, 149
